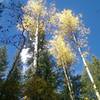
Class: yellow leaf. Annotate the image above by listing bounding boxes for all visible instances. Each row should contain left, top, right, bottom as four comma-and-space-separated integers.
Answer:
50, 35, 75, 67
59, 9, 79, 34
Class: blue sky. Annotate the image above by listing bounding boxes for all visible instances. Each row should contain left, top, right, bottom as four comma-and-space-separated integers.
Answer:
1, 0, 100, 75
54, 0, 100, 58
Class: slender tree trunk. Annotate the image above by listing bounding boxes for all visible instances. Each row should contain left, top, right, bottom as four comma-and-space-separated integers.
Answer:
73, 34, 100, 100
65, 67, 75, 98
32, 18, 39, 74
63, 66, 74, 100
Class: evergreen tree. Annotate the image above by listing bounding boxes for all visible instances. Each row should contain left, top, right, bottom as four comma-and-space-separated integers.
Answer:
0, 55, 22, 100
23, 29, 60, 100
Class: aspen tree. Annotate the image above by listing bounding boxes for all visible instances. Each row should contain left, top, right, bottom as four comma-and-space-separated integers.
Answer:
50, 35, 75, 100
17, 0, 46, 74
58, 9, 100, 100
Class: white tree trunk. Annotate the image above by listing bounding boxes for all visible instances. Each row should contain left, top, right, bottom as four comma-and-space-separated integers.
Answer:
73, 34, 100, 100
32, 18, 39, 73
63, 66, 74, 100
65, 67, 74, 97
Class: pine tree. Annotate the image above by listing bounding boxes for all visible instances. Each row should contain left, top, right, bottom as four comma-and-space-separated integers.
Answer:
0, 55, 22, 100
23, 28, 60, 100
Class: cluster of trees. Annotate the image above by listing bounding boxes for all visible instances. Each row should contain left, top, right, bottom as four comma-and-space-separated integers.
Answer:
0, 0, 100, 100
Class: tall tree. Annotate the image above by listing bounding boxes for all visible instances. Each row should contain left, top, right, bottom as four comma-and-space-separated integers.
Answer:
16, 0, 99, 99
81, 56, 100, 100
18, 0, 46, 74
50, 35, 75, 100
50, 8, 100, 100
22, 26, 60, 100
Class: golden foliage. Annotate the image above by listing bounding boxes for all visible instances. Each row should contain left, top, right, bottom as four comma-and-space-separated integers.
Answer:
58, 9, 79, 34
23, 0, 45, 16
49, 9, 79, 36
23, 15, 35, 31
31, 3, 41, 12
50, 35, 75, 67
17, 0, 45, 38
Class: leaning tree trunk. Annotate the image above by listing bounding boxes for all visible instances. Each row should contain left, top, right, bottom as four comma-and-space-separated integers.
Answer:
32, 18, 39, 74
73, 34, 100, 100
63, 65, 74, 100
6, 30, 26, 81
